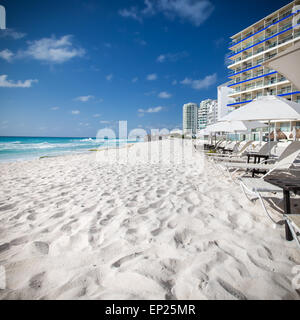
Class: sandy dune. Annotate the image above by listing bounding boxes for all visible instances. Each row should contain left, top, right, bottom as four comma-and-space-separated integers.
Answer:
0, 140, 299, 300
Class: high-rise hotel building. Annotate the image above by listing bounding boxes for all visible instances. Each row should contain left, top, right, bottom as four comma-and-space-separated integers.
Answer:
227, 1, 300, 109
183, 103, 198, 135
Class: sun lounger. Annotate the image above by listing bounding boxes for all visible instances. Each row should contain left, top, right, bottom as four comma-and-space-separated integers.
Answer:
220, 141, 300, 178
204, 138, 225, 151
239, 177, 283, 223
210, 141, 278, 163
208, 140, 254, 161
206, 140, 242, 155
222, 141, 241, 153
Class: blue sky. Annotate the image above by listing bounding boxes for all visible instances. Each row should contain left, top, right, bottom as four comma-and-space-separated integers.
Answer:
0, 0, 290, 137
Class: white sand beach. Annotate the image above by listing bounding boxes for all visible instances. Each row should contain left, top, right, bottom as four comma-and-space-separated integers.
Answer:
0, 140, 299, 300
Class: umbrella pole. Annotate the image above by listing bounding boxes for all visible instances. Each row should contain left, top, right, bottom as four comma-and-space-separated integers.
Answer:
268, 120, 271, 155
259, 128, 262, 144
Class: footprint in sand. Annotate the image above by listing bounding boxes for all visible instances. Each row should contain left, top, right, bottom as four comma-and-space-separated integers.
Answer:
0, 242, 10, 253
27, 213, 36, 221
29, 272, 46, 290
0, 203, 17, 211
137, 207, 150, 215
32, 241, 49, 255
217, 278, 247, 300
111, 252, 143, 268
99, 214, 113, 226
151, 228, 161, 236
167, 220, 177, 229
10, 236, 29, 246
51, 211, 65, 219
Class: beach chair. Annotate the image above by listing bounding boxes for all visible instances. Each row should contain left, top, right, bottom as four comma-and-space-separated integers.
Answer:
208, 140, 254, 161
204, 138, 225, 151
210, 141, 278, 163
239, 177, 284, 224
219, 141, 300, 179
214, 140, 229, 152
239, 175, 300, 244
222, 141, 241, 154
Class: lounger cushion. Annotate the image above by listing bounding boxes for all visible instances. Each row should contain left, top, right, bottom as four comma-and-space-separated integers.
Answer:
240, 178, 282, 192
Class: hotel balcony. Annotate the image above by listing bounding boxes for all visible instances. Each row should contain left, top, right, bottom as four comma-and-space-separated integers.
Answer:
227, 83, 300, 108
227, 27, 300, 69
227, 1, 300, 109
228, 6, 296, 48
228, 74, 289, 97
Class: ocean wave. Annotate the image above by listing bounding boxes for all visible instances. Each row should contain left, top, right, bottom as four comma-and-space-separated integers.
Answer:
0, 137, 139, 161
79, 138, 95, 142
0, 142, 55, 150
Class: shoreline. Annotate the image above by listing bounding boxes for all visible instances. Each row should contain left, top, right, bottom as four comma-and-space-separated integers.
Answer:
0, 141, 138, 164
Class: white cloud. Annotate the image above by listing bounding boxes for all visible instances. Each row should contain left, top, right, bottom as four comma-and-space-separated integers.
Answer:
106, 74, 113, 81
0, 29, 26, 39
180, 73, 217, 90
0, 75, 38, 88
79, 122, 90, 127
158, 91, 172, 98
0, 49, 14, 62
100, 120, 110, 124
132, 77, 138, 83
146, 73, 157, 81
142, 0, 155, 15
157, 0, 214, 26
156, 51, 188, 63
135, 38, 147, 46
119, 0, 214, 26
144, 90, 156, 96
214, 37, 225, 48
93, 114, 101, 118
51, 106, 60, 110
24, 35, 85, 64
118, 7, 142, 22
74, 95, 94, 102
138, 106, 163, 113
172, 80, 177, 85
157, 55, 166, 63
71, 110, 80, 115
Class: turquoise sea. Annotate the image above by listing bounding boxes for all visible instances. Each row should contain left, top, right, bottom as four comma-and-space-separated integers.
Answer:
0, 136, 138, 162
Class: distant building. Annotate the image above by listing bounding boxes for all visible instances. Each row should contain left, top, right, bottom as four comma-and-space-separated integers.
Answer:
217, 82, 235, 120
198, 99, 217, 129
207, 100, 218, 125
183, 103, 198, 135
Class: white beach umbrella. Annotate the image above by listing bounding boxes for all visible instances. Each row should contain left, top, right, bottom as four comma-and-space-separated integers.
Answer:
221, 96, 300, 122
220, 96, 300, 153
206, 120, 266, 133
205, 120, 267, 145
